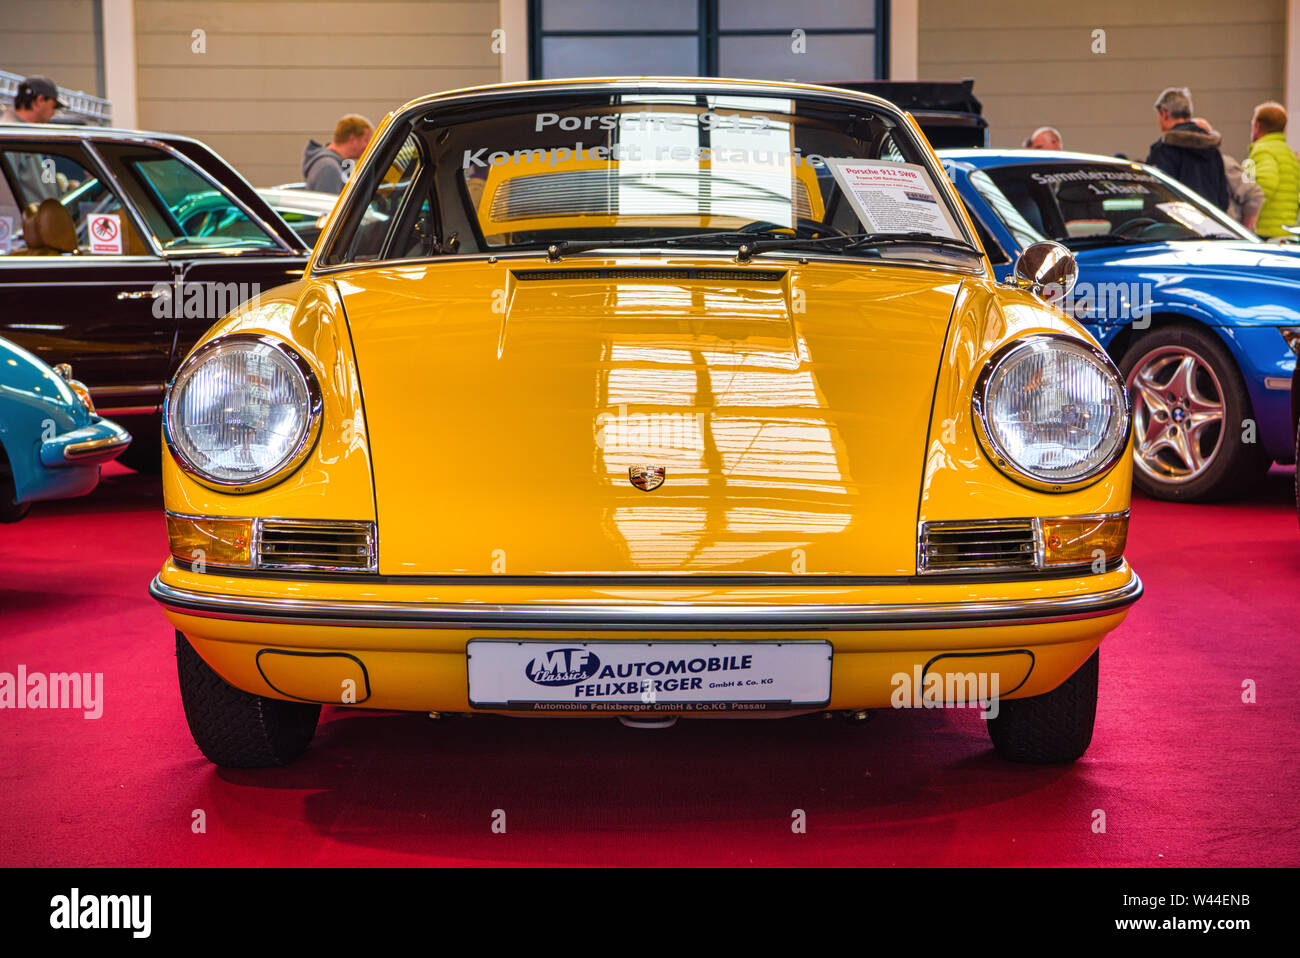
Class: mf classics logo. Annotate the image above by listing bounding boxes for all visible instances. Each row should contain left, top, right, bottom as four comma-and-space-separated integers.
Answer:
525, 648, 601, 686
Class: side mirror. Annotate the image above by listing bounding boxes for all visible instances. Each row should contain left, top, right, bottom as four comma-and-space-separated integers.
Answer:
1011, 240, 1078, 304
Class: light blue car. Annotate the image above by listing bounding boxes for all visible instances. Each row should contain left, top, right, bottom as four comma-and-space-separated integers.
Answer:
941, 148, 1299, 502
0, 335, 131, 522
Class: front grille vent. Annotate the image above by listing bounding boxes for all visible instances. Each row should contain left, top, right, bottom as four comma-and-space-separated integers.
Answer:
511, 268, 785, 283
919, 519, 1038, 574
256, 520, 376, 572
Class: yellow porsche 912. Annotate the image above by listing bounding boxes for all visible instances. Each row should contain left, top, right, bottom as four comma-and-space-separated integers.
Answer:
149, 78, 1140, 767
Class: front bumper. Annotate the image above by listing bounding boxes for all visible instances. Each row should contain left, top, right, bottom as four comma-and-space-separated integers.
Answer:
150, 571, 1142, 631
39, 418, 132, 467
17, 417, 132, 505
151, 562, 1142, 713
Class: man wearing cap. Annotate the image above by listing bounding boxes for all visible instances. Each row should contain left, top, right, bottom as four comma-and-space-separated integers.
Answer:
2, 77, 68, 206
1, 76, 65, 124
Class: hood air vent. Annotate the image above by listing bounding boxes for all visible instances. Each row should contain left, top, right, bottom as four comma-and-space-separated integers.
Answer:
511, 268, 785, 282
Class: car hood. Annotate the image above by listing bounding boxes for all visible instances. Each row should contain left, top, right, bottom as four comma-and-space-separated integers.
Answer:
335, 259, 964, 576
1065, 241, 1300, 324
1072, 240, 1300, 286
0, 335, 88, 425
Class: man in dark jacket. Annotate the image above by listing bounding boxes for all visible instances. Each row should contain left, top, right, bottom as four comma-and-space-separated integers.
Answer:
1145, 87, 1230, 210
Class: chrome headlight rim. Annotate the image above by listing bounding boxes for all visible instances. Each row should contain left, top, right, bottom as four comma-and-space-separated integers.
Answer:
163, 333, 324, 494
971, 333, 1132, 493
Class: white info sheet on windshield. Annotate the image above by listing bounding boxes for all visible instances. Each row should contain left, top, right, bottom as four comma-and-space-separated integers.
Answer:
827, 160, 961, 239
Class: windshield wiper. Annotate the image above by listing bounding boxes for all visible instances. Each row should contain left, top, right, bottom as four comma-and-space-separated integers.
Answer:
543, 230, 980, 263
736, 231, 981, 262
1060, 233, 1151, 248
1062, 230, 1240, 247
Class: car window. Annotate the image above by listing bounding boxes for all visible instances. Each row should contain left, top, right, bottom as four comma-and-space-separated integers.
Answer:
101, 146, 282, 251
0, 145, 147, 256
0, 160, 21, 254
331, 135, 415, 263
971, 162, 1253, 249
967, 170, 1045, 250
960, 199, 1009, 264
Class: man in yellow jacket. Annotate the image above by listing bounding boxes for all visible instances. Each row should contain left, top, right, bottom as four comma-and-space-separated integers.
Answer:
1246, 102, 1299, 238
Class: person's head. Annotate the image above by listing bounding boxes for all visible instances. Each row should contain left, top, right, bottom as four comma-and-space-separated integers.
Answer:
12, 76, 64, 123
332, 114, 373, 160
1027, 126, 1063, 150
1191, 116, 1217, 136
1154, 87, 1193, 132
1251, 101, 1286, 141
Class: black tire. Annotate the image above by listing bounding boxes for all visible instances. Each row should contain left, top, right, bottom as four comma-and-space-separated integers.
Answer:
175, 631, 319, 767
0, 497, 30, 523
986, 649, 1098, 764
1119, 324, 1269, 501
0, 449, 32, 523
116, 440, 162, 475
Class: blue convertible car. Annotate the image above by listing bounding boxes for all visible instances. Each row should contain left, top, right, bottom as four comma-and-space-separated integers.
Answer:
941, 149, 1299, 501
0, 335, 130, 521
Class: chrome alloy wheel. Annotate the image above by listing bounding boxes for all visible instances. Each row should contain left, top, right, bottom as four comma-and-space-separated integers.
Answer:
1125, 345, 1225, 484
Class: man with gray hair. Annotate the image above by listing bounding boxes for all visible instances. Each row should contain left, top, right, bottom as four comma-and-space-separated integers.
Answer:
1023, 127, 1063, 150
1145, 87, 1229, 210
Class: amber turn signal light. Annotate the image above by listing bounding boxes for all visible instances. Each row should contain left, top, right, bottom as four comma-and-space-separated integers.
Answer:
1040, 513, 1129, 568
166, 513, 253, 570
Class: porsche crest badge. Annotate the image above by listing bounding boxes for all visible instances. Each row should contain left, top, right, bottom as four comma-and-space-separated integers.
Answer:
629, 465, 666, 491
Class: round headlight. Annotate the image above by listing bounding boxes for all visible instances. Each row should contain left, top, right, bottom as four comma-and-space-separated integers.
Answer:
165, 335, 322, 491
972, 335, 1130, 490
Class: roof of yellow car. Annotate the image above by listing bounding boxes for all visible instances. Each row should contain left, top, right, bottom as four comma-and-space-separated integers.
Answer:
389, 75, 904, 117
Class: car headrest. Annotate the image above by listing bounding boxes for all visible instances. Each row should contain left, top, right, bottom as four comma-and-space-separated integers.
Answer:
21, 204, 41, 248
33, 198, 79, 253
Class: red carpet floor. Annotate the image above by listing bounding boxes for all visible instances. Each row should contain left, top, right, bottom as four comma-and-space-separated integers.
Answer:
2, 463, 1298, 867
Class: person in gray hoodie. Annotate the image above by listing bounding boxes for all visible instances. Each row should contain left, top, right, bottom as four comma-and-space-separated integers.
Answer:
1193, 117, 1263, 231
301, 114, 373, 194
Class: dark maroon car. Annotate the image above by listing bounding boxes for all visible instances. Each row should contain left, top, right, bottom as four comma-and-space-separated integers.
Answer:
0, 124, 309, 470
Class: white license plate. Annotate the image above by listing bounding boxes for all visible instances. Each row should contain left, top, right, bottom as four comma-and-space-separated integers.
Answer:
467, 640, 832, 713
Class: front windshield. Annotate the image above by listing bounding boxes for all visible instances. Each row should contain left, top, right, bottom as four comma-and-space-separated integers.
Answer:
322, 90, 981, 269
969, 162, 1255, 249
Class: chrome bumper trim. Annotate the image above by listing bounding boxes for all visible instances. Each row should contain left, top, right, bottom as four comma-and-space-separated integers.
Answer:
63, 432, 132, 461
148, 570, 1142, 632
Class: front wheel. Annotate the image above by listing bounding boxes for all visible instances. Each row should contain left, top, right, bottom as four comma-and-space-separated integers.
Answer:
1119, 325, 1267, 501
986, 650, 1098, 763
116, 440, 162, 475
176, 631, 320, 767
0, 452, 31, 523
